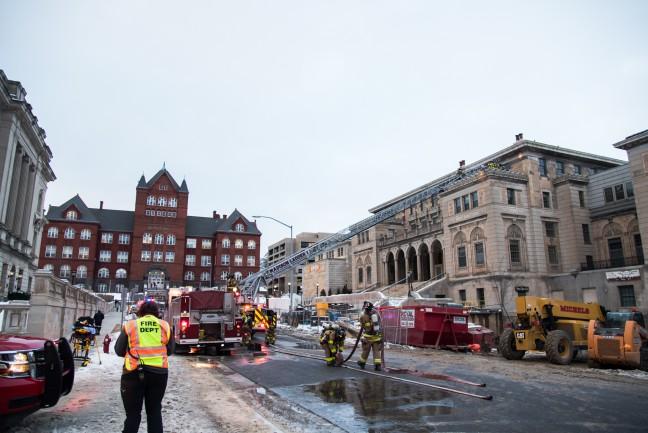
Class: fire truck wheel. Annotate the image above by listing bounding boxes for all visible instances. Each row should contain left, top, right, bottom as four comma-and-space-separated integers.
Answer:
498, 328, 525, 360
546, 330, 573, 365
174, 344, 189, 355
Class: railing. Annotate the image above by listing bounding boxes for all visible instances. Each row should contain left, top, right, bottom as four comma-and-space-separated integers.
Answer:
378, 222, 443, 247
580, 256, 644, 271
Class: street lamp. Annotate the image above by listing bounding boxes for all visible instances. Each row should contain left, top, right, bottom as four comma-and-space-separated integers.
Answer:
288, 282, 292, 312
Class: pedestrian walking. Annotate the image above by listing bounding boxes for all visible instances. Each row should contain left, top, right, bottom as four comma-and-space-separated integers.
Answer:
93, 310, 105, 335
115, 300, 173, 433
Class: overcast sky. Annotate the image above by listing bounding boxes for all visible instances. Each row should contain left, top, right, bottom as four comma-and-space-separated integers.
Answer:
1, 1, 647, 251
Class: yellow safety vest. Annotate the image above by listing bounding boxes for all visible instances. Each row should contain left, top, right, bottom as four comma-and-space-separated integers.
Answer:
124, 315, 170, 371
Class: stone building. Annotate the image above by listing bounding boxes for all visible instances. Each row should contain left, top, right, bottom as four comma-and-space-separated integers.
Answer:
0, 70, 56, 298
302, 240, 351, 301
356, 133, 648, 323
38, 167, 261, 293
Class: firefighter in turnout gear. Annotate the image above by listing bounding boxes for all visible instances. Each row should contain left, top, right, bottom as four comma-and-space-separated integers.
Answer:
320, 323, 345, 366
241, 309, 253, 346
357, 301, 383, 371
115, 300, 174, 433
265, 309, 277, 345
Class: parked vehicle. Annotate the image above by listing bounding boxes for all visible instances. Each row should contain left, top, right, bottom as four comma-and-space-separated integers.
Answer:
587, 310, 648, 370
0, 335, 74, 418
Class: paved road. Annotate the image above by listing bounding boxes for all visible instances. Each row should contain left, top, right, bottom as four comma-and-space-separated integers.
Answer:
215, 331, 648, 433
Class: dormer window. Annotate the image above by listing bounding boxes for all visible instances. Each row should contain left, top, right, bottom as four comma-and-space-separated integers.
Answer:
159, 185, 169, 191
66, 210, 78, 220
147, 195, 156, 206
235, 223, 244, 232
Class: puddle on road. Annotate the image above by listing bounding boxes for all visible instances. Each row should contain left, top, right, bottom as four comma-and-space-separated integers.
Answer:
297, 377, 454, 432
294, 342, 321, 350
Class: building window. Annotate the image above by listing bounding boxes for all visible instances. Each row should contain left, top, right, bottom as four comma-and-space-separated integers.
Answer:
156, 210, 164, 217
186, 238, 196, 248
234, 272, 243, 281
248, 240, 256, 250
222, 238, 230, 248
185, 271, 194, 281
159, 184, 168, 191
45, 245, 56, 258
544, 222, 557, 238
542, 192, 551, 208
116, 268, 127, 279
459, 289, 466, 303
154, 233, 164, 245
509, 239, 521, 264
585, 255, 594, 268
247, 256, 255, 266
221, 254, 230, 265
506, 189, 516, 205
474, 242, 485, 266
556, 161, 564, 176
97, 268, 109, 278
614, 184, 625, 200
327, 251, 334, 259
454, 198, 462, 214
234, 255, 243, 266
582, 224, 591, 244
457, 246, 467, 268
101, 233, 113, 244
618, 285, 636, 307
578, 191, 585, 208
608, 237, 624, 267
626, 182, 634, 198
65, 210, 78, 220
235, 239, 243, 249
200, 272, 210, 282
201, 255, 212, 267
166, 234, 176, 245
476, 288, 485, 307
169, 197, 177, 207
336, 247, 344, 257
462, 195, 470, 211
99, 250, 111, 262
573, 164, 581, 175
366, 266, 372, 284
235, 223, 244, 232
59, 265, 71, 278
76, 266, 87, 279
143, 233, 152, 244
147, 196, 156, 205
168, 212, 176, 218
470, 191, 478, 208
547, 245, 559, 265
47, 227, 58, 238
117, 251, 129, 263
220, 271, 228, 281
80, 229, 91, 240
157, 196, 166, 206
141, 250, 151, 262
538, 158, 547, 176
62, 246, 73, 259
202, 239, 212, 249
153, 251, 163, 262
185, 255, 196, 266
78, 246, 89, 259
97, 283, 108, 292
118, 233, 130, 244
64, 227, 76, 239
604, 187, 614, 203
165, 252, 175, 262
358, 268, 364, 284
43, 264, 54, 272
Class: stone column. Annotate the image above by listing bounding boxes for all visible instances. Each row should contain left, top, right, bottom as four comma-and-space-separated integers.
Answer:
417, 250, 423, 282
8, 266, 16, 292
0, 118, 18, 221
19, 164, 37, 241
393, 250, 399, 283
4, 146, 22, 228
0, 262, 7, 298
11, 155, 31, 236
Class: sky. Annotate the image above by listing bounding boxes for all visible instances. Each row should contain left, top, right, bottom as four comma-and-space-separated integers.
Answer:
1, 0, 647, 251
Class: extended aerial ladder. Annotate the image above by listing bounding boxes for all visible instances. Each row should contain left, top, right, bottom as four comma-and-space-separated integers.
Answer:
242, 161, 500, 300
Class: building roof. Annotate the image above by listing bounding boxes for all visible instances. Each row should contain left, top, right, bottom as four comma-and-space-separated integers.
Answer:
137, 167, 188, 193
90, 208, 134, 231
613, 129, 648, 150
220, 209, 262, 235
185, 216, 221, 237
46, 194, 100, 224
369, 139, 626, 213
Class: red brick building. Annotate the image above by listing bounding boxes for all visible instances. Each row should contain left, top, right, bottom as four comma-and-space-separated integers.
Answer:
38, 168, 261, 293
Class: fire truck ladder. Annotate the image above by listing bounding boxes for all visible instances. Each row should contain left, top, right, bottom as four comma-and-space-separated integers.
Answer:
242, 163, 492, 299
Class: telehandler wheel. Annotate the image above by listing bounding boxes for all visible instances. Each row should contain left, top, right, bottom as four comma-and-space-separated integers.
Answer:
498, 328, 525, 360
546, 330, 573, 365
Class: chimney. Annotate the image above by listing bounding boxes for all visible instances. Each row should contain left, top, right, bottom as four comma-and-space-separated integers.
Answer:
515, 133, 524, 141
99, 200, 104, 209
459, 160, 465, 168
222, 214, 227, 220
213, 211, 220, 219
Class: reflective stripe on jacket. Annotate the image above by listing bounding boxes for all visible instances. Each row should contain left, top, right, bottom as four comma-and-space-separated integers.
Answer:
124, 315, 171, 371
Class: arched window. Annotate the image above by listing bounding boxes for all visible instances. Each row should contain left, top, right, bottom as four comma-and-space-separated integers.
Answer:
507, 224, 524, 266
116, 268, 127, 279
470, 227, 486, 266
358, 267, 364, 284
222, 238, 230, 248
65, 210, 78, 220
200, 272, 211, 282
185, 271, 194, 281
247, 240, 256, 250
154, 233, 164, 244
98, 268, 110, 278
235, 239, 243, 249
234, 272, 243, 281
76, 265, 87, 278
453, 231, 467, 269
59, 265, 71, 278
64, 227, 76, 239
167, 234, 176, 245
143, 232, 152, 244
147, 195, 156, 205
47, 227, 58, 238
168, 197, 177, 207
158, 196, 167, 206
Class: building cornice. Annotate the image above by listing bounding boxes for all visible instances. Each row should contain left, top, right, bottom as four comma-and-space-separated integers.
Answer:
613, 129, 648, 150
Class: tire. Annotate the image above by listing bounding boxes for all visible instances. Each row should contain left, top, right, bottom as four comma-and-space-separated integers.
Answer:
546, 329, 574, 365
640, 346, 648, 372
174, 343, 189, 355
499, 328, 525, 360
587, 358, 601, 369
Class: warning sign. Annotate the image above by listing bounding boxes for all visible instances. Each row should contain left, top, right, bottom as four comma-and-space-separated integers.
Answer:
400, 310, 415, 328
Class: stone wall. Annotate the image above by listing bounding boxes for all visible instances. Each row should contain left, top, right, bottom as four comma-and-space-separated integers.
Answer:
25, 270, 107, 340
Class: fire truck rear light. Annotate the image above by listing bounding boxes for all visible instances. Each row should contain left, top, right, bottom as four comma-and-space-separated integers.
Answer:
180, 318, 189, 332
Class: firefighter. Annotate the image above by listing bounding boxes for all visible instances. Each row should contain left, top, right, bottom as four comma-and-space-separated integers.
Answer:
241, 309, 253, 346
320, 323, 337, 366
115, 300, 174, 433
265, 309, 277, 345
333, 324, 346, 366
357, 301, 383, 371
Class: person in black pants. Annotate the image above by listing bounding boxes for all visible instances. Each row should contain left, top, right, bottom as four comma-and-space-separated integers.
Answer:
115, 301, 173, 433
93, 310, 105, 335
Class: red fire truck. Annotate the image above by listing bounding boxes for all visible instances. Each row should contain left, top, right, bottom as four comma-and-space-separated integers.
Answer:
168, 289, 243, 354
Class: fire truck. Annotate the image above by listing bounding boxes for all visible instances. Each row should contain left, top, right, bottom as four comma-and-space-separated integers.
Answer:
168, 288, 243, 354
